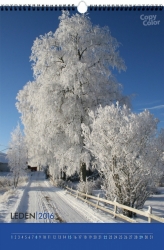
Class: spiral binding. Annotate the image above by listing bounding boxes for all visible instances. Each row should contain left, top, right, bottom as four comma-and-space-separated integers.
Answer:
0, 5, 163, 11
0, 5, 75, 11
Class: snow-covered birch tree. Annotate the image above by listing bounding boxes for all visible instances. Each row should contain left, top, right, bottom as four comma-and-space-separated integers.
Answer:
82, 103, 164, 215
16, 11, 130, 180
7, 124, 28, 188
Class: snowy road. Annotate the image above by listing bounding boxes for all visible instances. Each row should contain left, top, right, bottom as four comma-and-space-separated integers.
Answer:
1, 171, 164, 223
9, 171, 118, 223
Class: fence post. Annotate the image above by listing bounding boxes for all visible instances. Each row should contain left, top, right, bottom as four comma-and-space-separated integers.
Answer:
147, 206, 152, 223
113, 198, 117, 218
96, 194, 100, 209
104, 197, 107, 206
85, 191, 88, 202
76, 190, 79, 199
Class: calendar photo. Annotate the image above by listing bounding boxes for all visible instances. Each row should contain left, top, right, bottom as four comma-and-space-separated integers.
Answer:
0, 6, 164, 225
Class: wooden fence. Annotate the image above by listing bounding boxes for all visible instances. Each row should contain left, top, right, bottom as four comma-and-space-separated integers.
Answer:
65, 186, 164, 223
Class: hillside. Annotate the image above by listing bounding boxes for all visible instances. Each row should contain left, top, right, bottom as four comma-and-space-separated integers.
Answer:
0, 152, 8, 163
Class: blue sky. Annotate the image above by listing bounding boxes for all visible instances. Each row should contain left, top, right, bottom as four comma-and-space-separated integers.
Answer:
0, 9, 164, 152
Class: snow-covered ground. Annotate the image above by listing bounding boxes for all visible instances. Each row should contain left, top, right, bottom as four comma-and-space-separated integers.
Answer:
0, 181, 28, 223
137, 187, 164, 222
0, 171, 120, 223
0, 171, 163, 223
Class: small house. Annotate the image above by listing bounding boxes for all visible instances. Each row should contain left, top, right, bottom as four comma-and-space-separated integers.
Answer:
27, 165, 37, 172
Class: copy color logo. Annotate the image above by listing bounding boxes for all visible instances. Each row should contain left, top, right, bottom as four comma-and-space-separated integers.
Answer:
140, 15, 160, 26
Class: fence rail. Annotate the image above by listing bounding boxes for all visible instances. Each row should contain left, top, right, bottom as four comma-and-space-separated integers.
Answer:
65, 186, 164, 223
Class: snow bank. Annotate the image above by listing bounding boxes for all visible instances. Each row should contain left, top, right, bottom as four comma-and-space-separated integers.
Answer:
0, 178, 30, 222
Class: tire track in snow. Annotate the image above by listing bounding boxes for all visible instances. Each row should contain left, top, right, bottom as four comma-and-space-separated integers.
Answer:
9, 172, 116, 223
44, 180, 105, 222
37, 184, 65, 223
36, 173, 90, 222
42, 184, 88, 222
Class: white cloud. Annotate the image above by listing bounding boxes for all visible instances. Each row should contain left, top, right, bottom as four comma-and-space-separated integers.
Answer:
139, 105, 164, 111
136, 100, 161, 107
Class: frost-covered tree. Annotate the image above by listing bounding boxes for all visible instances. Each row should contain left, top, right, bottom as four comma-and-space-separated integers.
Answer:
7, 124, 28, 188
16, 11, 130, 180
82, 103, 164, 216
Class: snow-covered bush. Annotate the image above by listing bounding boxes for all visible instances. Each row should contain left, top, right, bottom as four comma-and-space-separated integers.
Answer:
65, 180, 74, 188
53, 179, 66, 188
18, 174, 29, 184
0, 175, 12, 188
53, 178, 76, 190
67, 172, 80, 182
0, 174, 29, 189
94, 178, 103, 190
77, 180, 96, 195
82, 103, 164, 216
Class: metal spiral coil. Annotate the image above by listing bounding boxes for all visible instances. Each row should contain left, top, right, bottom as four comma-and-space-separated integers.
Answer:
0, 5, 163, 11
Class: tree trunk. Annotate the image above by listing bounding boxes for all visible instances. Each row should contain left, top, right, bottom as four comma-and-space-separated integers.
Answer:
80, 162, 86, 182
15, 175, 19, 188
13, 175, 16, 188
61, 170, 66, 180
